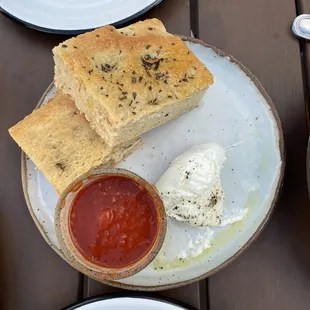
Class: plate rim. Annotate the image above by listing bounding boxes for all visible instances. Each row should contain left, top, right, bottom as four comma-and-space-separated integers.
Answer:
21, 36, 285, 291
0, 0, 163, 35
62, 292, 198, 310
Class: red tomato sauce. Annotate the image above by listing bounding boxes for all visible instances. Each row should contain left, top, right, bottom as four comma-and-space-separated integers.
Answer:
69, 176, 158, 268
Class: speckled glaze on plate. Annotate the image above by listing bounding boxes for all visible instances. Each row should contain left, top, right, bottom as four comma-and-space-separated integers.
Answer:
21, 38, 284, 290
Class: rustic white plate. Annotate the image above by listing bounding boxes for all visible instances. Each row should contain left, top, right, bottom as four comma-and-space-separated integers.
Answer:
22, 38, 284, 290
0, 0, 161, 34
64, 295, 195, 310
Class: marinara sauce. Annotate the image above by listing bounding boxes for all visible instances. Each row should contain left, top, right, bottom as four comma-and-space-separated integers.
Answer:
69, 176, 158, 268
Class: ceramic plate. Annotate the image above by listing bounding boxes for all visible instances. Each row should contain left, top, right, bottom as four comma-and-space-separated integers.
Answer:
0, 0, 162, 34
64, 294, 197, 310
22, 37, 284, 290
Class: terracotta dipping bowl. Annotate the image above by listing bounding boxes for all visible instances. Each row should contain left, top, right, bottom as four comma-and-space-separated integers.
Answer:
55, 167, 166, 281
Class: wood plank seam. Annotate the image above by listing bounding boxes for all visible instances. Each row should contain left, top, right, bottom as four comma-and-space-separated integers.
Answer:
296, 0, 310, 130
190, 0, 200, 38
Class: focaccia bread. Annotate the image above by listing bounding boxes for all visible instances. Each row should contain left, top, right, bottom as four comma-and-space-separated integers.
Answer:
9, 94, 142, 194
53, 19, 213, 147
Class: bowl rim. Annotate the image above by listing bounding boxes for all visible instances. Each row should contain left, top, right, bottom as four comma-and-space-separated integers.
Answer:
54, 167, 167, 281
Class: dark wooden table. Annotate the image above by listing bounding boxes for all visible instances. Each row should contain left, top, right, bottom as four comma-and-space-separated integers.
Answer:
1, 0, 310, 309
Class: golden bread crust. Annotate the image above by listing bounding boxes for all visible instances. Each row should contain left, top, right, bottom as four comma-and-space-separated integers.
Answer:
9, 94, 141, 194
53, 19, 213, 125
